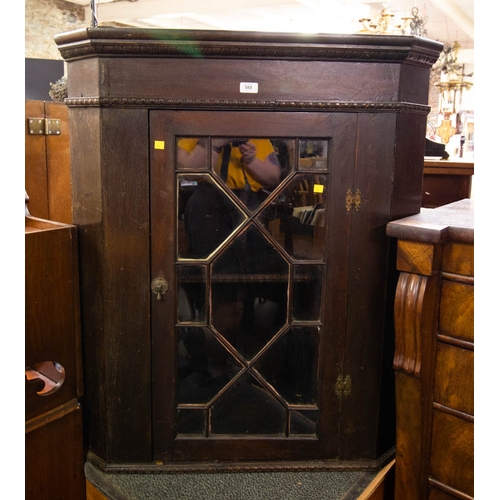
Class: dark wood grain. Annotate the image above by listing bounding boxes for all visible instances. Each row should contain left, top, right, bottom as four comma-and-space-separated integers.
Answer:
422, 160, 474, 209
25, 402, 85, 500
56, 28, 441, 470
70, 107, 152, 463
25, 215, 83, 421
25, 215, 85, 499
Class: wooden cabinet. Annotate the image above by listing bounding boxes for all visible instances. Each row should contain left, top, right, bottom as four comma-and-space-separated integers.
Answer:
25, 100, 73, 224
387, 199, 474, 500
422, 159, 474, 208
55, 28, 441, 471
25, 212, 85, 499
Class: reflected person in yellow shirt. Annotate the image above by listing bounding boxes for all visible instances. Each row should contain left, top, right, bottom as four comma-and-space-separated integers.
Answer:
177, 138, 281, 266
177, 138, 281, 200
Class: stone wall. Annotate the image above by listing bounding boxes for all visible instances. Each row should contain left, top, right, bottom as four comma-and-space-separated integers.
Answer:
25, 0, 87, 60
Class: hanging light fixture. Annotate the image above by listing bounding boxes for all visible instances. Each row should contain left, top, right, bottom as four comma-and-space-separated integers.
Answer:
358, 2, 428, 36
433, 41, 473, 144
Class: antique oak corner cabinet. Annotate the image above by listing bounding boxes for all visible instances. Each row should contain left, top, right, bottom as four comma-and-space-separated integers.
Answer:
55, 28, 442, 472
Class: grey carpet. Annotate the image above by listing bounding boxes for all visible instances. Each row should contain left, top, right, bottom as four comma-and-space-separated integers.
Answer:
85, 462, 377, 500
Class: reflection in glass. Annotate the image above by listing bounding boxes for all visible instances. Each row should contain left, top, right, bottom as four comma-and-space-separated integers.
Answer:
299, 140, 328, 170
213, 224, 288, 276
177, 265, 207, 323
177, 137, 209, 170
177, 326, 241, 405
209, 138, 282, 211
178, 174, 245, 259
177, 137, 287, 212
178, 409, 206, 436
212, 281, 287, 360
255, 327, 319, 405
261, 174, 327, 260
293, 265, 324, 322
290, 410, 318, 435
175, 135, 328, 439
211, 224, 289, 360
211, 373, 286, 435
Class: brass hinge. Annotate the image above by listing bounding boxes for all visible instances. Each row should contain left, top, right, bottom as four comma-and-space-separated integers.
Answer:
345, 189, 362, 212
27, 118, 62, 136
335, 374, 352, 399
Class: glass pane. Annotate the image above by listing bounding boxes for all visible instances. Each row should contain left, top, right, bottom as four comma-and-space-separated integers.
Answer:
177, 409, 206, 435
255, 327, 319, 405
175, 135, 327, 439
299, 140, 328, 170
211, 373, 286, 435
212, 224, 289, 276
177, 137, 209, 170
293, 265, 324, 322
178, 174, 245, 259
290, 410, 318, 435
212, 281, 287, 360
212, 224, 289, 359
271, 139, 295, 182
177, 265, 207, 323
209, 138, 283, 211
177, 326, 241, 404
260, 174, 326, 260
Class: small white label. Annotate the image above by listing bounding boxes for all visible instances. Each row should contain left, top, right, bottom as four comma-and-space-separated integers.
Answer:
240, 82, 259, 94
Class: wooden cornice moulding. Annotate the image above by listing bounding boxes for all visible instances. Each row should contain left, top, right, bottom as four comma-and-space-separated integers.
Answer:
54, 27, 442, 66
63, 96, 431, 113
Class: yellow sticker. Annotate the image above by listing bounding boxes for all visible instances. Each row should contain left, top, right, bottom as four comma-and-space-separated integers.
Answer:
313, 184, 324, 193
154, 140, 165, 150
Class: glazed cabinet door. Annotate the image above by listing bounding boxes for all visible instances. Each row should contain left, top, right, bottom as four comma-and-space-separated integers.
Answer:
150, 110, 367, 462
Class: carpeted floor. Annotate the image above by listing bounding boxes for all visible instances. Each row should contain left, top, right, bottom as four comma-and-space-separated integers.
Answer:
85, 462, 378, 500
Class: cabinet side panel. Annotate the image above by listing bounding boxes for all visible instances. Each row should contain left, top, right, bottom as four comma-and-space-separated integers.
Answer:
70, 107, 152, 463
341, 112, 397, 459
69, 106, 107, 460
392, 112, 428, 218
100, 108, 152, 462
399, 62, 432, 105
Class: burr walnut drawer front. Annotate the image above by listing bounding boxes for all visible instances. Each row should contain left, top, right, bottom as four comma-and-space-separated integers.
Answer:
429, 411, 474, 497
434, 342, 473, 416
439, 280, 474, 343
442, 241, 473, 277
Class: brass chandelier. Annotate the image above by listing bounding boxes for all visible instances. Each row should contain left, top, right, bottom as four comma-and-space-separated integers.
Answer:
433, 41, 473, 144
358, 3, 428, 36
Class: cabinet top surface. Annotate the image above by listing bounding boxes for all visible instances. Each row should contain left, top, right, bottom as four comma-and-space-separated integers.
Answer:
424, 158, 474, 170
54, 27, 442, 64
386, 199, 474, 244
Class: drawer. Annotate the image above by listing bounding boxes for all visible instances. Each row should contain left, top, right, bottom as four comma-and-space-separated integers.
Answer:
442, 241, 473, 277
439, 280, 474, 342
434, 342, 473, 416
429, 411, 473, 498
428, 487, 462, 500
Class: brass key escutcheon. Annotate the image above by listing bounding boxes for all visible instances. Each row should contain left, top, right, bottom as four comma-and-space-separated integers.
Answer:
151, 277, 168, 300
